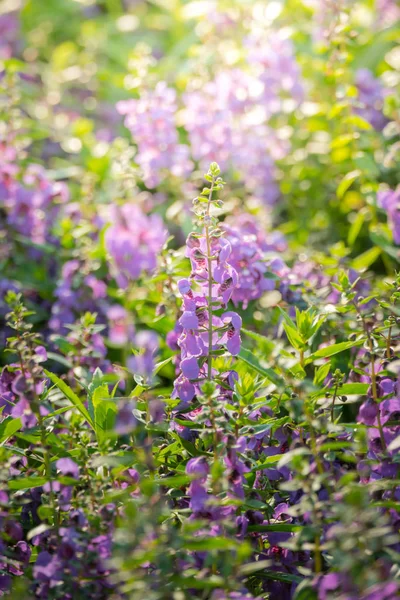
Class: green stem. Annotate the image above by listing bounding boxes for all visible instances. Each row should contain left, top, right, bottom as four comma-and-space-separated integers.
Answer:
205, 177, 215, 381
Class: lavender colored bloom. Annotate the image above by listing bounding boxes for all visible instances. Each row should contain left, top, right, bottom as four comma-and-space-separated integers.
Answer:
4, 520, 23, 542
49, 260, 107, 333
223, 214, 285, 308
355, 69, 388, 131
107, 305, 135, 346
117, 82, 192, 187
105, 203, 167, 288
128, 330, 159, 380
56, 458, 79, 479
245, 30, 304, 113
376, 0, 400, 27
377, 187, 400, 244
186, 458, 210, 513
115, 401, 137, 435
33, 551, 62, 583
358, 398, 379, 425
182, 68, 289, 206
172, 227, 241, 403
3, 162, 69, 247
186, 457, 209, 480
0, 11, 19, 59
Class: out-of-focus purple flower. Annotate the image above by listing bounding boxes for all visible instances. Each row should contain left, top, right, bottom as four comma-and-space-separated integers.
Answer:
0, 11, 19, 59
377, 187, 400, 245
117, 82, 192, 187
358, 398, 379, 425
49, 260, 107, 333
182, 67, 289, 206
245, 30, 304, 113
56, 458, 79, 479
127, 330, 159, 380
186, 457, 209, 481
376, 0, 400, 28
33, 551, 62, 583
186, 458, 210, 513
115, 401, 137, 435
105, 203, 167, 288
148, 399, 165, 423
223, 214, 285, 307
2, 161, 69, 248
107, 305, 135, 346
355, 69, 388, 131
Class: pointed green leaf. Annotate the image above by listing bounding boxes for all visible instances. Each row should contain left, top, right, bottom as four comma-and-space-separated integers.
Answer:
44, 369, 94, 429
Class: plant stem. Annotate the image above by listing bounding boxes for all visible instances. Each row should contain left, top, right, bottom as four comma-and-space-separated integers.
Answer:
205, 176, 215, 381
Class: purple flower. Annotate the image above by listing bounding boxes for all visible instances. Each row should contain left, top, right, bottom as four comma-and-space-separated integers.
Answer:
105, 204, 167, 288
358, 398, 379, 425
186, 457, 209, 480
223, 214, 285, 308
107, 305, 135, 346
222, 311, 242, 356
33, 551, 62, 583
128, 330, 159, 380
117, 82, 192, 187
181, 356, 200, 380
355, 69, 388, 131
115, 401, 137, 435
172, 226, 241, 403
377, 187, 400, 245
56, 458, 79, 479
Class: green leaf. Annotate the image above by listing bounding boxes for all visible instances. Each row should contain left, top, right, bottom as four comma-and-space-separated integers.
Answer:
293, 579, 319, 600
8, 477, 47, 490
153, 356, 173, 376
336, 383, 369, 395
93, 384, 117, 441
0, 416, 22, 445
241, 328, 274, 353
351, 246, 381, 271
344, 114, 372, 131
258, 571, 303, 584
313, 362, 331, 386
153, 475, 190, 487
43, 406, 75, 420
183, 536, 241, 551
277, 306, 296, 329
238, 348, 284, 388
370, 230, 400, 262
337, 170, 361, 200
44, 370, 94, 429
347, 211, 365, 247
309, 339, 364, 360
283, 322, 305, 351
251, 454, 285, 472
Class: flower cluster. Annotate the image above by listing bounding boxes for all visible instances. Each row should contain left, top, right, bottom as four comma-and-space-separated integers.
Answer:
245, 30, 304, 114
1, 158, 69, 247
172, 164, 242, 403
223, 213, 287, 308
376, 0, 400, 27
182, 65, 292, 206
117, 82, 192, 188
355, 69, 388, 131
49, 260, 107, 333
105, 203, 167, 289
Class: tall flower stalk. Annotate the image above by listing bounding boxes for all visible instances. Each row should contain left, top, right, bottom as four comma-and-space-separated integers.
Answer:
173, 163, 241, 404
